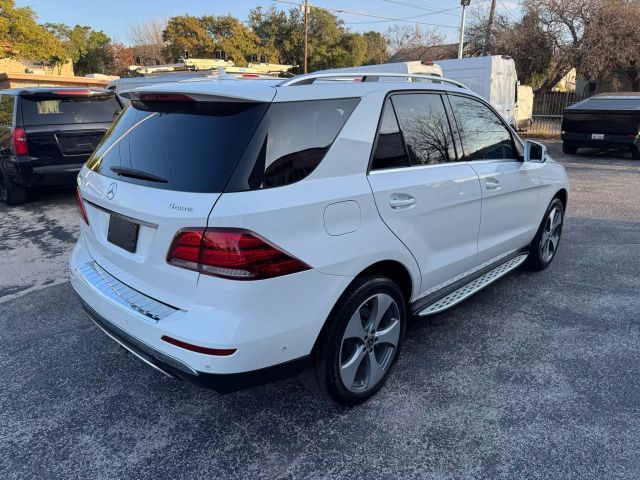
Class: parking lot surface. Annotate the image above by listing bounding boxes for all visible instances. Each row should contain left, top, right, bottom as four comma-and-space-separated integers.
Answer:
1, 141, 639, 479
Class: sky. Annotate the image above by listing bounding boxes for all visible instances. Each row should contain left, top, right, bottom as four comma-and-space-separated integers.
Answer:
17, 0, 521, 45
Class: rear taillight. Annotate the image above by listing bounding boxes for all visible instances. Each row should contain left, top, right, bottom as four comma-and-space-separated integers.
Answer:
11, 127, 28, 155
76, 188, 89, 225
167, 228, 310, 280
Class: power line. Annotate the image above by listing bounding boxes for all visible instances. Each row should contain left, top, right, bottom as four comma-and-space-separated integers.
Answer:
268, 0, 459, 29
499, 1, 520, 21
381, 1, 463, 18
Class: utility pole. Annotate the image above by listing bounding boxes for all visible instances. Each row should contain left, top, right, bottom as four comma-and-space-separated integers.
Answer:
458, 0, 471, 59
303, 0, 310, 73
483, 0, 497, 56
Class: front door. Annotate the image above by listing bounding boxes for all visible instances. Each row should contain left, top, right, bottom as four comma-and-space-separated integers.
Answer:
448, 94, 542, 264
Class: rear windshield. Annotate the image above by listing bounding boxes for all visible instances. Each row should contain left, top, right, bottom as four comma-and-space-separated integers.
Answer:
21, 94, 121, 125
87, 101, 269, 193
88, 97, 358, 193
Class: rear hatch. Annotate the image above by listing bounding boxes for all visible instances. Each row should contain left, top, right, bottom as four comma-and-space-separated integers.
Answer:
20, 89, 121, 171
78, 81, 275, 306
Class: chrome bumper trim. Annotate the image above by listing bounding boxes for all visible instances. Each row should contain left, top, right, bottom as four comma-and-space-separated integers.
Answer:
77, 261, 178, 322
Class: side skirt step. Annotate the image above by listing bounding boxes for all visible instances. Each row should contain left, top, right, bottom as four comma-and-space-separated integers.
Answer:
416, 253, 529, 317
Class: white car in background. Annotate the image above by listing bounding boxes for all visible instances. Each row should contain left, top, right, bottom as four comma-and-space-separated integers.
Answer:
71, 71, 569, 405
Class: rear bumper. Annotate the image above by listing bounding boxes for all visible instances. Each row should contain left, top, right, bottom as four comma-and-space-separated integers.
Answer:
70, 232, 351, 390
561, 132, 639, 149
3, 156, 82, 187
80, 299, 309, 393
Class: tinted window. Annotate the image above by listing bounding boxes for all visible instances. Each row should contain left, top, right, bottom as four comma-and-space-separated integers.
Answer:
87, 102, 269, 193
0, 95, 14, 125
391, 93, 456, 165
371, 99, 410, 170
227, 98, 358, 191
449, 96, 515, 161
21, 94, 121, 126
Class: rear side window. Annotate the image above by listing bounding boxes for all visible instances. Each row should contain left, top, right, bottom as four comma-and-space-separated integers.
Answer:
391, 93, 456, 165
227, 98, 359, 191
0, 95, 14, 125
87, 102, 269, 193
20, 94, 121, 126
371, 99, 410, 170
449, 95, 515, 161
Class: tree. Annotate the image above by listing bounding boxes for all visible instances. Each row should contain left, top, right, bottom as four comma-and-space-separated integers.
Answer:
0, 0, 64, 63
248, 6, 302, 64
522, 0, 596, 91
46, 24, 114, 75
384, 24, 444, 56
579, 0, 640, 91
108, 42, 134, 76
163, 15, 214, 60
128, 18, 166, 65
201, 15, 269, 66
362, 31, 388, 65
467, 10, 554, 88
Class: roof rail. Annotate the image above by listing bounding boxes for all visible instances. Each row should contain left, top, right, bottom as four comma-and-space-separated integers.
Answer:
278, 72, 469, 90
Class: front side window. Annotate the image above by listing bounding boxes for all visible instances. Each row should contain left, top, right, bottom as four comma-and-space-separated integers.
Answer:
449, 95, 515, 161
391, 93, 456, 165
371, 99, 410, 170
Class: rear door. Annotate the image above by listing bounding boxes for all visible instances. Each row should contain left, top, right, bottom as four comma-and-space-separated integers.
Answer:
367, 93, 482, 294
19, 91, 121, 172
447, 94, 542, 264
79, 94, 272, 307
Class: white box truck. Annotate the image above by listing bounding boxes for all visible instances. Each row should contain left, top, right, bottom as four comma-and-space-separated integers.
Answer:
437, 55, 519, 126
316, 61, 443, 82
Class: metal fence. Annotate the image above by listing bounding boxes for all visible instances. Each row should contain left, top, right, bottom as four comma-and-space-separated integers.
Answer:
524, 91, 591, 138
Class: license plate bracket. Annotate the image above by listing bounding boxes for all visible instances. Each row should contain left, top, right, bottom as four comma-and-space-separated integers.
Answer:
107, 214, 139, 253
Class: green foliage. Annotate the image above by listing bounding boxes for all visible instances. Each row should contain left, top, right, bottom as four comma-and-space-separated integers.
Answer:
0, 0, 64, 62
247, 6, 388, 71
46, 23, 114, 75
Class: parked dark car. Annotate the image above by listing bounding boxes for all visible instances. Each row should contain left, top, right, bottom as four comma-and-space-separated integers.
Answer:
561, 93, 640, 159
0, 87, 121, 204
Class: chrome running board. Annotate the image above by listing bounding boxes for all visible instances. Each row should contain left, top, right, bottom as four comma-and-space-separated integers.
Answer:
416, 253, 528, 317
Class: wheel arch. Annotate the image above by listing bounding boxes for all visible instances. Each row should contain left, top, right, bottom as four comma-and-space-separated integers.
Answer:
309, 259, 415, 356
554, 188, 568, 209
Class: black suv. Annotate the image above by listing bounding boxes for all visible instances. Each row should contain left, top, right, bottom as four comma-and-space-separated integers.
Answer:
0, 88, 121, 204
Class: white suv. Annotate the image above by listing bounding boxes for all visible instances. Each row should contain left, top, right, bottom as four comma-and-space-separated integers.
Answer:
70, 72, 569, 405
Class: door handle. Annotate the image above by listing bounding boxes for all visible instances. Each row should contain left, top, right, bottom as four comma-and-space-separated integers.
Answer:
485, 178, 501, 191
389, 193, 416, 210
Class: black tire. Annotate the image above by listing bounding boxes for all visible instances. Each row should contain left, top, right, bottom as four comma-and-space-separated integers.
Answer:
562, 142, 578, 155
526, 198, 565, 271
303, 275, 406, 406
0, 170, 27, 205
631, 145, 640, 160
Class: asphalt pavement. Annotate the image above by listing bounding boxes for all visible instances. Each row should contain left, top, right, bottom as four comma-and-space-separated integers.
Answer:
1, 141, 639, 479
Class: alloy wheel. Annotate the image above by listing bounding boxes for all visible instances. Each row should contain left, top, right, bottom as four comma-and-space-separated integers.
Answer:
540, 206, 562, 263
339, 293, 401, 393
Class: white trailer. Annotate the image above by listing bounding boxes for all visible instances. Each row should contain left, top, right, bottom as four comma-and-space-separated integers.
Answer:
437, 56, 519, 125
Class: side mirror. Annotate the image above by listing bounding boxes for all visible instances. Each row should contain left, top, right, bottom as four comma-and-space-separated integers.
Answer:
524, 139, 546, 162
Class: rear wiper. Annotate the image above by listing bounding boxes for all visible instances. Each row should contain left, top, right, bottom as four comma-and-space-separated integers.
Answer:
110, 166, 168, 183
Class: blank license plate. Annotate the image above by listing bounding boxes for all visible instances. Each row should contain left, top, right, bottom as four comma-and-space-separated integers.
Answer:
591, 133, 605, 140
107, 214, 139, 253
